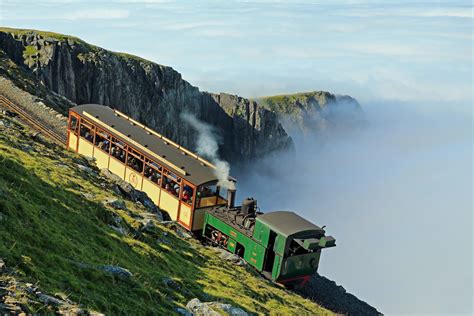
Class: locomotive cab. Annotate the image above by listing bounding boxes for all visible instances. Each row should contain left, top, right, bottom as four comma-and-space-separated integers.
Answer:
253, 211, 336, 287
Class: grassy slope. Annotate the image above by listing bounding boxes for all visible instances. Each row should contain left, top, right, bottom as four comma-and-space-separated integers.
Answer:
0, 115, 332, 315
254, 92, 333, 116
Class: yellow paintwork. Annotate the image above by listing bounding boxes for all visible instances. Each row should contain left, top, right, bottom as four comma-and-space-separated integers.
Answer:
109, 157, 126, 180
198, 196, 218, 208
93, 148, 109, 170
179, 204, 192, 227
217, 197, 226, 205
68, 133, 77, 151
78, 138, 94, 157
159, 191, 179, 221
142, 178, 161, 205
125, 167, 142, 189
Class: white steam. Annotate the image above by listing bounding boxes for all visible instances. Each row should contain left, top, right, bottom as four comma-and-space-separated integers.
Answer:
181, 112, 235, 190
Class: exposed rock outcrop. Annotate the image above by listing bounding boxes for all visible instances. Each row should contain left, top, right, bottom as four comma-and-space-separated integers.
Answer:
298, 273, 381, 315
256, 91, 364, 136
0, 28, 292, 163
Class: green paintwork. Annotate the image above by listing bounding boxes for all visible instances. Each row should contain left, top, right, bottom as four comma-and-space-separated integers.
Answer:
272, 255, 282, 280
204, 211, 330, 283
227, 238, 236, 253
252, 219, 270, 246
204, 213, 266, 271
279, 252, 321, 280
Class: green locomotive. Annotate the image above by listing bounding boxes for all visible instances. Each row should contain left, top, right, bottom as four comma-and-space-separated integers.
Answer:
203, 196, 335, 287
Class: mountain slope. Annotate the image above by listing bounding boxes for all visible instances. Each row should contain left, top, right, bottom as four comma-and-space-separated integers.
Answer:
0, 112, 331, 315
0, 27, 291, 164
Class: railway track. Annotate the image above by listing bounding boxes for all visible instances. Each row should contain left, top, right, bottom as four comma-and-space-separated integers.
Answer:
0, 94, 67, 146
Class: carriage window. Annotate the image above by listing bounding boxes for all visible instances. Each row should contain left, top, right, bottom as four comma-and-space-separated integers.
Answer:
80, 123, 94, 143
198, 184, 217, 198
162, 171, 180, 198
94, 129, 111, 152
110, 138, 126, 163
70, 116, 79, 134
144, 160, 162, 185
182, 184, 194, 205
127, 152, 144, 173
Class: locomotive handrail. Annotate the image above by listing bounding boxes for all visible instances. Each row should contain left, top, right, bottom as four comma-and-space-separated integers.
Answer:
0, 94, 67, 146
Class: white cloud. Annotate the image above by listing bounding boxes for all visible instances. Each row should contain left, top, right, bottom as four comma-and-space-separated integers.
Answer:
64, 9, 130, 20
416, 8, 473, 18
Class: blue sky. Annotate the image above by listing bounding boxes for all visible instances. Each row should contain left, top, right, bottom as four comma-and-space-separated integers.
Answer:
1, 0, 472, 105
1, 1, 472, 314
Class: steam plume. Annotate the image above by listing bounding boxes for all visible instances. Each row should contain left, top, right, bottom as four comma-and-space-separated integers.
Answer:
181, 112, 235, 190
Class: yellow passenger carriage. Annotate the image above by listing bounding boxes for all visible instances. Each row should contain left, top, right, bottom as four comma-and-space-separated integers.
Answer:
67, 104, 234, 232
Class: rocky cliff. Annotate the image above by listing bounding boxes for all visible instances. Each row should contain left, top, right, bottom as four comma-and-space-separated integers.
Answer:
256, 91, 364, 136
0, 28, 291, 163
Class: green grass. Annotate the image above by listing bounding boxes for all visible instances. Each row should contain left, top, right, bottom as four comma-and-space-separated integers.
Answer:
1, 27, 163, 67
22, 45, 38, 59
0, 117, 332, 315
0, 27, 82, 42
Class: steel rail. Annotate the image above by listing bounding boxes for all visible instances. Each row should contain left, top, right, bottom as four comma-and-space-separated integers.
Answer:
0, 94, 67, 146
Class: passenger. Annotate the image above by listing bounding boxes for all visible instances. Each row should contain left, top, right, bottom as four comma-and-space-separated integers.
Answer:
84, 131, 93, 142
102, 140, 110, 151
182, 190, 191, 202
165, 183, 171, 192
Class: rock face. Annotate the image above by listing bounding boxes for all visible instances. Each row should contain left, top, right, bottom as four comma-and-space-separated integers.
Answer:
298, 273, 381, 315
256, 91, 364, 136
0, 28, 292, 163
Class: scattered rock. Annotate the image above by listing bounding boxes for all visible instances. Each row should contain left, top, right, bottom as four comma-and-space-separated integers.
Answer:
186, 298, 249, 316
81, 192, 95, 200
108, 225, 128, 235
297, 273, 381, 315
162, 278, 181, 291
37, 293, 65, 306
100, 168, 164, 221
98, 265, 132, 278
213, 248, 243, 266
75, 163, 96, 175
176, 307, 193, 316
106, 198, 127, 210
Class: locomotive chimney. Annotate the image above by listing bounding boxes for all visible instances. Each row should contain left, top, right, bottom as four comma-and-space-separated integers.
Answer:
227, 188, 236, 209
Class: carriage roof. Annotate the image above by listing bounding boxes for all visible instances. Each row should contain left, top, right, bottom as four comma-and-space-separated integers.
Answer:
71, 104, 235, 186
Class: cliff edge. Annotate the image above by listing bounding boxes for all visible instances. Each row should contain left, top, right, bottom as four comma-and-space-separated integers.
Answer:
0, 27, 291, 164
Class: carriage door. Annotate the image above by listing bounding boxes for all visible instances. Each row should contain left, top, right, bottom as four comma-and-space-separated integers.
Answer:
263, 230, 277, 274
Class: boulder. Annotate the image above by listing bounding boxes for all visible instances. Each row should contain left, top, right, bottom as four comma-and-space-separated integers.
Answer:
36, 293, 65, 306
98, 265, 132, 278
176, 307, 192, 316
186, 298, 249, 316
213, 247, 243, 266
106, 198, 127, 210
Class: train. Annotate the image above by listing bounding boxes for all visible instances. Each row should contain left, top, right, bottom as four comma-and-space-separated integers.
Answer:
67, 104, 336, 287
